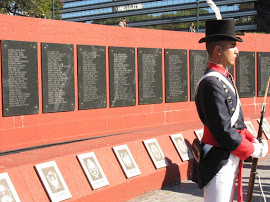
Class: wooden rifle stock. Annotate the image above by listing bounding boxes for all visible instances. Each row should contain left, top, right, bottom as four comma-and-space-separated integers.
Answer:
245, 76, 270, 202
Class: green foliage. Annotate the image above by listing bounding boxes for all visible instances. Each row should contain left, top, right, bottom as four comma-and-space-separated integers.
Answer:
239, 2, 254, 11
0, 0, 63, 19
92, 8, 209, 31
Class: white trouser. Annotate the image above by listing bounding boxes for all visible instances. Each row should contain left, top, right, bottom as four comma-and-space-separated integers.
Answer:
203, 144, 240, 202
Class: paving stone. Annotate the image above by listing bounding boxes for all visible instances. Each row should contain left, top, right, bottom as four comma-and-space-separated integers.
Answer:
127, 155, 270, 202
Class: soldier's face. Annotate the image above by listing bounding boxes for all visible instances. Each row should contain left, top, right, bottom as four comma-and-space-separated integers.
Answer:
219, 41, 239, 67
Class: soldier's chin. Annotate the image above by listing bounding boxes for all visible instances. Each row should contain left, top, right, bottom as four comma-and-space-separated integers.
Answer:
228, 61, 235, 66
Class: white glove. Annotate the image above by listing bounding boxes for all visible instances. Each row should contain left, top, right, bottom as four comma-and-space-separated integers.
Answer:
250, 138, 268, 158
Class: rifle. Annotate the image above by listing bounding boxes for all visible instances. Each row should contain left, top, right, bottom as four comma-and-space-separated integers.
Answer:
246, 76, 270, 202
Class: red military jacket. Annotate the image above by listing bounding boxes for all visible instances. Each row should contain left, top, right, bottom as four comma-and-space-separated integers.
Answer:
196, 62, 254, 159
195, 62, 255, 201
195, 62, 254, 202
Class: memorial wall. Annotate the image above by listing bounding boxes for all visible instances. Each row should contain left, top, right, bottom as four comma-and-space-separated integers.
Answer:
1, 14, 270, 153
1, 14, 270, 202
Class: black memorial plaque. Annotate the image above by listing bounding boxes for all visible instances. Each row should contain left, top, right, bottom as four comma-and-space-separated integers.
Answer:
1, 40, 39, 116
109, 47, 136, 107
190, 50, 208, 101
227, 65, 234, 77
42, 43, 75, 113
165, 49, 188, 103
257, 52, 270, 97
138, 48, 163, 104
78, 45, 106, 110
236, 51, 255, 98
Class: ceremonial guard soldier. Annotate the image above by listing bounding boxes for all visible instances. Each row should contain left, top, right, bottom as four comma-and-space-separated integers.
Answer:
195, 19, 268, 202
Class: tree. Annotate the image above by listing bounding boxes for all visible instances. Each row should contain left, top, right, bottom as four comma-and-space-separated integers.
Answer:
0, 0, 63, 19
92, 8, 209, 32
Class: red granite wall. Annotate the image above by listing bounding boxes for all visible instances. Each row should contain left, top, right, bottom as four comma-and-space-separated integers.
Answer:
1, 14, 270, 202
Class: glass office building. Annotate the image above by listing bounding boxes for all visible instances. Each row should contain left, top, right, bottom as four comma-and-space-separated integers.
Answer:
61, 0, 269, 33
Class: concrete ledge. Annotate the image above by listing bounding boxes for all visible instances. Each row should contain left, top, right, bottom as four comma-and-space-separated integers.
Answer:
0, 122, 201, 201
0, 118, 268, 201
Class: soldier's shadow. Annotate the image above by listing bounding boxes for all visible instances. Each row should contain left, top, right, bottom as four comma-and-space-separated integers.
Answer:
161, 142, 203, 199
161, 157, 181, 189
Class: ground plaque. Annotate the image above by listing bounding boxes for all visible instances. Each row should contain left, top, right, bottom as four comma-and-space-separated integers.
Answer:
113, 145, 141, 178
109, 47, 136, 107
1, 40, 39, 116
138, 48, 163, 104
143, 138, 168, 169
170, 133, 193, 161
42, 43, 75, 113
0, 172, 21, 202
78, 45, 106, 110
165, 49, 188, 103
244, 121, 257, 137
190, 50, 208, 101
35, 161, 72, 202
257, 119, 270, 139
77, 152, 109, 189
194, 129, 204, 141
236, 51, 255, 98
257, 52, 270, 97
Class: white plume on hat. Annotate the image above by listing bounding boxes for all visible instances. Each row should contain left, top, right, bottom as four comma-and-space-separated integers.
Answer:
206, 0, 222, 20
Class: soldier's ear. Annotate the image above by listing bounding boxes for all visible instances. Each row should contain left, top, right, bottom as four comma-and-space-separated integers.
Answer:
215, 45, 222, 55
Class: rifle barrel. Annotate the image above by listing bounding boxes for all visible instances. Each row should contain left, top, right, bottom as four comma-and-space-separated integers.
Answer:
245, 75, 270, 202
